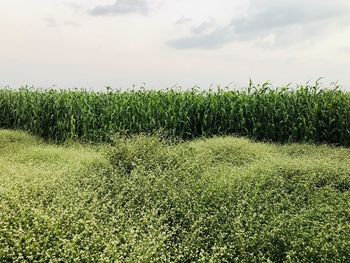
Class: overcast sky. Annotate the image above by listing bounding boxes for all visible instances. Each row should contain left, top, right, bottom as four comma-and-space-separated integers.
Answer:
1, 0, 350, 90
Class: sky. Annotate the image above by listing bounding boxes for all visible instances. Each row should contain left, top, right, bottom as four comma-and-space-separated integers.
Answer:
1, 0, 350, 90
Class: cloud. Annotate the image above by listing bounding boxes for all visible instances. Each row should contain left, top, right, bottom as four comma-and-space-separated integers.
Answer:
43, 17, 57, 28
43, 17, 81, 29
338, 46, 350, 54
64, 21, 81, 27
230, 0, 346, 35
168, 26, 235, 49
64, 2, 84, 12
168, 0, 350, 49
89, 0, 149, 16
190, 19, 216, 35
175, 16, 192, 25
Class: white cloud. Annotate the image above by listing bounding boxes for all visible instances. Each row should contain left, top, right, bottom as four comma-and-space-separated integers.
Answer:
63, 21, 81, 27
190, 19, 216, 35
43, 17, 57, 28
175, 16, 192, 25
89, 0, 149, 16
168, 0, 350, 49
2, 0, 350, 89
64, 2, 84, 12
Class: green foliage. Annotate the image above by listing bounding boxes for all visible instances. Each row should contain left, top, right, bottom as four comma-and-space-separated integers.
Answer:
1, 83, 350, 145
1, 130, 350, 262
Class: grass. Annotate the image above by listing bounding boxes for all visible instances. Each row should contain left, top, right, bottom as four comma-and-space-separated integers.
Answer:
1, 130, 350, 262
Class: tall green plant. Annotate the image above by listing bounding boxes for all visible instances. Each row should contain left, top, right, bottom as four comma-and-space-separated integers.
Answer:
0, 84, 349, 145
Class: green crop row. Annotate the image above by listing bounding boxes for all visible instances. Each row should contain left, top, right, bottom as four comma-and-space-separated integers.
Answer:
1, 83, 350, 145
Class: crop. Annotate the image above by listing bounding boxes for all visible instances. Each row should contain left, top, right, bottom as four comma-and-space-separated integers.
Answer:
0, 83, 350, 145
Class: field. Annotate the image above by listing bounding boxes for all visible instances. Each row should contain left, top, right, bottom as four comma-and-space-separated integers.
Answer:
1, 130, 350, 262
1, 84, 350, 145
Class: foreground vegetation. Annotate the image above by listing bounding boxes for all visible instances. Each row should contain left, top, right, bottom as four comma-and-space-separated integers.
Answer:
1, 84, 350, 145
1, 130, 350, 262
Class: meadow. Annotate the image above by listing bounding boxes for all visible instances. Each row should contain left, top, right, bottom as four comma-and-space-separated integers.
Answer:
1, 130, 350, 262
1, 84, 350, 262
1, 83, 350, 145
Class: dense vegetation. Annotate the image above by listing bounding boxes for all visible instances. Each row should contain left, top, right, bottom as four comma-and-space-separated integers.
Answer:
1, 130, 350, 262
1, 83, 350, 145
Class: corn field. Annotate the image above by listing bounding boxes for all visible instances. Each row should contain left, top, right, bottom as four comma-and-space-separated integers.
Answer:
1, 84, 350, 145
